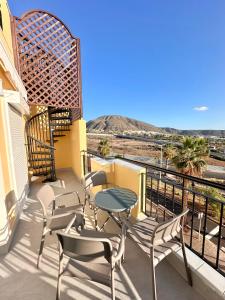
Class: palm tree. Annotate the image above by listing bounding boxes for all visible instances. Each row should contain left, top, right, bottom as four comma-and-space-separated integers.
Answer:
172, 137, 209, 211
163, 144, 177, 169
98, 139, 110, 157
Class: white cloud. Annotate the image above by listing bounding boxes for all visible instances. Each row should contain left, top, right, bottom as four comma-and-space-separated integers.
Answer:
193, 106, 209, 111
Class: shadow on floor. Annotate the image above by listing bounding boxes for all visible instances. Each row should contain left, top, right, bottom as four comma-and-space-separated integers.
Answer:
0, 169, 204, 300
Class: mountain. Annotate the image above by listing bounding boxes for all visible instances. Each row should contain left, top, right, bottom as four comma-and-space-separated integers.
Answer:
162, 128, 225, 137
87, 115, 163, 133
87, 115, 225, 137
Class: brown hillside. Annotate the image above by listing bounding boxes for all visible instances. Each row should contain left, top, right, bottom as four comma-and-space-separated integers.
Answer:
87, 115, 163, 133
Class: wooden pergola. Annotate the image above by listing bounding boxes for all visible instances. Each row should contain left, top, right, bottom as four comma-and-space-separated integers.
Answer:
12, 10, 82, 118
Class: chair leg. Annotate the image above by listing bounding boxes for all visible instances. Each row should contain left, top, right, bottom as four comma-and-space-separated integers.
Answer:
181, 232, 192, 286
117, 258, 122, 270
150, 248, 157, 300
37, 230, 46, 269
93, 208, 98, 231
83, 196, 87, 213
56, 274, 62, 300
111, 266, 115, 300
81, 217, 85, 230
122, 224, 128, 263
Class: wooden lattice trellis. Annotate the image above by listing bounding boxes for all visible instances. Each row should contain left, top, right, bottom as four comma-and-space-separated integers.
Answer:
13, 10, 82, 113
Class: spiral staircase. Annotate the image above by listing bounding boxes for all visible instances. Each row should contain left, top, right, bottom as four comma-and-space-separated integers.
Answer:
14, 10, 82, 182
26, 107, 72, 182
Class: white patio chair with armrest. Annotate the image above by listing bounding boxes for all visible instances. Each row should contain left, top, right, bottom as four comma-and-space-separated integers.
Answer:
36, 185, 85, 268
82, 171, 109, 230
56, 223, 126, 300
127, 209, 192, 300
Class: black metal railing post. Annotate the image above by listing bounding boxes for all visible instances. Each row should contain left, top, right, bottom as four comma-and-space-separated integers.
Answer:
216, 203, 224, 269
49, 128, 57, 181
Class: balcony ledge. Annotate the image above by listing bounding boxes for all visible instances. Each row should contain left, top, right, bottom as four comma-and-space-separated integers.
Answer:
167, 246, 225, 300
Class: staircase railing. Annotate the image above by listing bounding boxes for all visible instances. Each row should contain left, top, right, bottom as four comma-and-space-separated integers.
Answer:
25, 108, 56, 181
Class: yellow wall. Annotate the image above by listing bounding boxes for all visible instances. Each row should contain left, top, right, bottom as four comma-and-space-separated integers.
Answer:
0, 0, 29, 252
55, 133, 72, 169
0, 146, 9, 248
0, 67, 14, 89
114, 160, 146, 218
0, 0, 15, 94
27, 109, 87, 180
55, 118, 87, 180
91, 158, 115, 185
90, 158, 146, 219
0, 98, 22, 251
0, 0, 14, 63
0, 99, 13, 195
29, 105, 46, 117
71, 118, 87, 179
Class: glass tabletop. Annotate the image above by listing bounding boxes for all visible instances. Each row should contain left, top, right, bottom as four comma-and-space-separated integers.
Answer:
95, 188, 137, 213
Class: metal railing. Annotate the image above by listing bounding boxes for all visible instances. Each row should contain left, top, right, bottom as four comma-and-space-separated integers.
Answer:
86, 149, 225, 276
25, 108, 56, 180
26, 107, 73, 181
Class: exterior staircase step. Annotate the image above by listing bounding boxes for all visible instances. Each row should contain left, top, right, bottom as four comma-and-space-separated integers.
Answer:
33, 171, 52, 176
50, 123, 72, 126
29, 158, 53, 162
31, 151, 51, 155
32, 164, 52, 169
49, 108, 70, 114
37, 144, 52, 149
46, 139, 58, 143
50, 116, 71, 120
53, 134, 66, 137
26, 107, 73, 182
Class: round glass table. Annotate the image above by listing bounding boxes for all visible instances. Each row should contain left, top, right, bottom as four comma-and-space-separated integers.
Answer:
95, 188, 137, 230
95, 188, 137, 213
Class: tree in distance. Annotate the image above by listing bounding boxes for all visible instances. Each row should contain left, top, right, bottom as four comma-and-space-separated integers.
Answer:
98, 139, 110, 158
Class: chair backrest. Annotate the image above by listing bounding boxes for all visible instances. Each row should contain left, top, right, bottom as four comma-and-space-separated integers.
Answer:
57, 232, 112, 263
36, 184, 55, 218
83, 171, 107, 192
151, 209, 189, 246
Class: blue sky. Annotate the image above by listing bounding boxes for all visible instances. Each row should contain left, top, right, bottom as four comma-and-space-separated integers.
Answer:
9, 0, 225, 129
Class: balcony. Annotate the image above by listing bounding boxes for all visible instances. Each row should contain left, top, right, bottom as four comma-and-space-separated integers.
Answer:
1, 161, 223, 300
2, 3, 223, 299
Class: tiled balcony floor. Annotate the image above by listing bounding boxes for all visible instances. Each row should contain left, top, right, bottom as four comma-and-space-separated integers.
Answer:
0, 169, 205, 300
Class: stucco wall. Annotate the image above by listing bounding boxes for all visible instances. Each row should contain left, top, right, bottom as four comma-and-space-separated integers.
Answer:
55, 118, 87, 180
0, 98, 29, 254
55, 133, 73, 169
0, 100, 12, 194
0, 0, 14, 62
90, 157, 146, 219
0, 0, 29, 254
